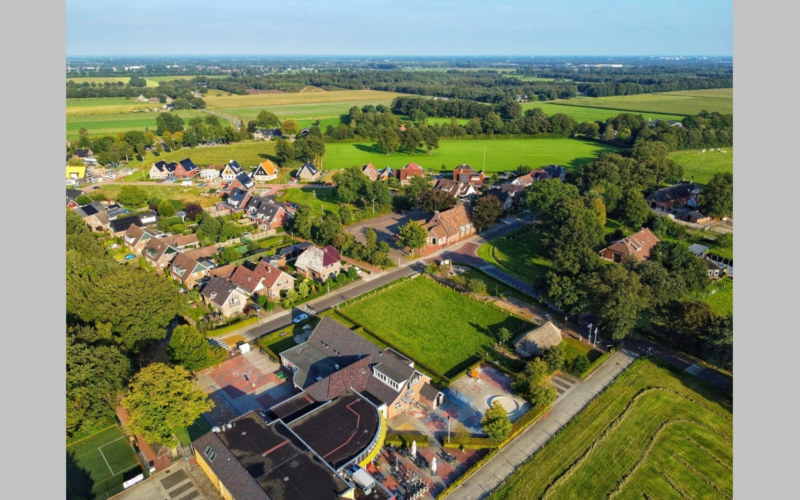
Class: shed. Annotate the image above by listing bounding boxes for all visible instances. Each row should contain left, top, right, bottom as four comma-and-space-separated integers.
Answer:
514, 321, 563, 358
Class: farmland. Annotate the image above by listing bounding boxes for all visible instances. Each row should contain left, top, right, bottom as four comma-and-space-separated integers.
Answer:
322, 138, 620, 172
521, 102, 685, 124
202, 89, 408, 109
340, 277, 531, 379
489, 358, 732, 500
67, 97, 165, 116
553, 89, 733, 116
67, 110, 205, 140
66, 75, 227, 87
668, 148, 733, 185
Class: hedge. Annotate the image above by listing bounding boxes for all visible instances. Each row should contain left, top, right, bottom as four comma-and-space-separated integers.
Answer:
385, 433, 429, 448
204, 316, 259, 337
436, 449, 499, 499
575, 345, 617, 379
443, 436, 499, 450
442, 403, 550, 451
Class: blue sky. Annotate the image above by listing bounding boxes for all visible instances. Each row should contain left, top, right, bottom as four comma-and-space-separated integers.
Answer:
67, 0, 732, 56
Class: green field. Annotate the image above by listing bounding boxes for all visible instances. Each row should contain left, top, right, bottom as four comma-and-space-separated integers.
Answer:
477, 227, 553, 284
275, 187, 340, 218
668, 148, 733, 185
703, 275, 733, 317
67, 75, 227, 87
341, 277, 531, 378
90, 183, 222, 208
67, 97, 165, 116
521, 102, 685, 124
218, 99, 397, 123
67, 110, 206, 140
323, 138, 619, 172
67, 425, 142, 500
147, 141, 277, 168
489, 358, 732, 500
204, 90, 408, 109
554, 89, 733, 116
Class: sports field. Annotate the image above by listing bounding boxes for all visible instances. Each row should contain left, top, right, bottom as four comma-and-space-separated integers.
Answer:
323, 138, 619, 172
203, 89, 408, 109
341, 277, 531, 378
554, 88, 733, 116
668, 148, 733, 185
521, 102, 685, 124
489, 358, 732, 500
66, 425, 143, 500
67, 110, 205, 140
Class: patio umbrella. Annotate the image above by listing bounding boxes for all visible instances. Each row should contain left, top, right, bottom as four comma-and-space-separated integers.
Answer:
431, 457, 437, 476
411, 440, 416, 458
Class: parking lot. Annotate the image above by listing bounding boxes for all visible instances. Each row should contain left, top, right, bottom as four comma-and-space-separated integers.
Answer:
344, 208, 431, 260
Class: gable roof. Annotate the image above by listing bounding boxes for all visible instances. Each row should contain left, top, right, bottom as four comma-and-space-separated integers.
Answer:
256, 159, 278, 176
143, 237, 177, 262
170, 233, 199, 248
424, 202, 473, 238
208, 263, 236, 279
602, 227, 660, 261
645, 182, 701, 204
514, 321, 563, 357
361, 163, 379, 180
295, 245, 341, 273
219, 188, 251, 211
233, 171, 255, 190
257, 260, 293, 288
108, 211, 156, 233
201, 276, 242, 308
298, 162, 318, 176
246, 196, 287, 224
230, 265, 265, 295
185, 245, 219, 260
434, 178, 475, 198
170, 252, 206, 283
177, 158, 197, 172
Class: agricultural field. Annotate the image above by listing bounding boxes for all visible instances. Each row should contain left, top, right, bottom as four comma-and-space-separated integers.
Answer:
489, 358, 732, 500
477, 227, 553, 284
553, 88, 733, 116
203, 89, 408, 109
217, 99, 398, 123
66, 74, 227, 86
66, 97, 165, 116
340, 276, 531, 378
66, 110, 205, 140
521, 101, 685, 124
322, 138, 620, 172
703, 275, 733, 317
66, 425, 143, 500
668, 148, 733, 185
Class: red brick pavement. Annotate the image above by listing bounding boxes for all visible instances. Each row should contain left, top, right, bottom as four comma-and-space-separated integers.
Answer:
210, 356, 269, 400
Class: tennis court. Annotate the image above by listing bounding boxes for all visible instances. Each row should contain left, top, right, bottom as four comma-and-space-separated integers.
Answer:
67, 425, 143, 500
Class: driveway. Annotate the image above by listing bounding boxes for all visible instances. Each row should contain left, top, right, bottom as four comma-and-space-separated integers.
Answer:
344, 208, 431, 261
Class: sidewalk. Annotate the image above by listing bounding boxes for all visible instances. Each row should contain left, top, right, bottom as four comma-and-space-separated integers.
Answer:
446, 350, 636, 500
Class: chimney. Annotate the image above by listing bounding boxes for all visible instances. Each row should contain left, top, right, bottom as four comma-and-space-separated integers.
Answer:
434, 211, 440, 216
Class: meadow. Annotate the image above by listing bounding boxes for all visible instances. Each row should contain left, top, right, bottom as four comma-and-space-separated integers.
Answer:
66, 97, 164, 116
553, 88, 733, 116
488, 358, 732, 500
668, 148, 733, 185
67, 110, 205, 139
90, 183, 222, 208
66, 75, 227, 87
341, 277, 531, 378
703, 275, 733, 317
322, 138, 620, 172
203, 89, 408, 109
521, 102, 685, 124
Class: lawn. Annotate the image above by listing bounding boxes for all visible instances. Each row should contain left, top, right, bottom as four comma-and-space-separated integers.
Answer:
478, 227, 553, 284
489, 358, 732, 500
67, 425, 143, 500
322, 138, 620, 173
521, 102, 685, 124
204, 90, 409, 109
703, 275, 733, 317
668, 148, 732, 186
561, 337, 603, 365
275, 187, 341, 218
553, 88, 733, 116
67, 110, 205, 140
340, 277, 532, 379
461, 269, 529, 303
90, 183, 222, 208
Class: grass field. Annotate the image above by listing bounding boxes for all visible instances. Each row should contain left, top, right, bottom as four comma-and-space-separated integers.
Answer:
553, 88, 733, 116
203, 90, 408, 109
521, 102, 686, 124
148, 141, 277, 167
66, 97, 169, 116
489, 358, 732, 500
218, 99, 398, 122
275, 187, 341, 218
323, 138, 619, 172
703, 275, 733, 317
562, 337, 603, 365
67, 110, 205, 139
90, 183, 222, 208
478, 227, 553, 284
66, 425, 142, 500
668, 148, 733, 185
67, 75, 227, 86
341, 277, 531, 378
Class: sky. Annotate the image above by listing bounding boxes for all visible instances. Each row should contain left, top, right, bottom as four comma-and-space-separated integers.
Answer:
67, 0, 732, 57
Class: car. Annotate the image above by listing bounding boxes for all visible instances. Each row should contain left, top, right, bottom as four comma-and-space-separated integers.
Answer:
396, 209, 404, 215
198, 183, 206, 187
124, 254, 136, 260
92, 186, 100, 190
353, 267, 362, 274
293, 313, 308, 324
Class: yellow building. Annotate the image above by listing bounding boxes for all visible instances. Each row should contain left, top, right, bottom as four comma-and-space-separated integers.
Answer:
66, 166, 86, 180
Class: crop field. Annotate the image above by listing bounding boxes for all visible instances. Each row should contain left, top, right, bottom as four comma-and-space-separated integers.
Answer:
668, 148, 733, 185
67, 110, 205, 139
66, 425, 142, 500
203, 89, 408, 109
323, 138, 619, 172
521, 102, 685, 124
218, 98, 398, 122
553, 89, 733, 116
341, 277, 531, 378
489, 358, 732, 500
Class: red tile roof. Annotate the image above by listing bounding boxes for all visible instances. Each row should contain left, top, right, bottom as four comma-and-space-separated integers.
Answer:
602, 228, 660, 261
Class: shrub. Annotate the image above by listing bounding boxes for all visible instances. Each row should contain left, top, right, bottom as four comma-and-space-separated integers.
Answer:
543, 343, 565, 373
571, 355, 590, 374
384, 433, 429, 448
467, 277, 487, 295
170, 224, 185, 233
75, 194, 92, 205
347, 267, 359, 279
256, 295, 269, 307
481, 400, 512, 441
336, 272, 348, 284
424, 262, 439, 275
266, 302, 276, 311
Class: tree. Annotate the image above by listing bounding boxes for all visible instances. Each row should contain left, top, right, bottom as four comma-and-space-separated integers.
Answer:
422, 127, 440, 154
68, 157, 86, 166
648, 241, 709, 295
367, 180, 393, 207
122, 364, 213, 445
75, 194, 92, 205
117, 186, 148, 207
521, 179, 580, 214
703, 315, 732, 371
465, 118, 482, 135
291, 205, 316, 239
297, 280, 311, 299
295, 135, 326, 164
184, 203, 203, 221
156, 112, 185, 135
472, 194, 503, 231
274, 138, 296, 166
542, 343, 565, 372
699, 172, 733, 217
400, 128, 423, 154
168, 325, 226, 371
481, 400, 512, 441
157, 199, 176, 218
255, 110, 280, 128
571, 355, 590, 374
467, 278, 487, 295
281, 119, 300, 136
542, 199, 606, 275
333, 166, 368, 204
405, 175, 430, 200
417, 189, 456, 213
588, 196, 607, 227
397, 220, 428, 255
314, 215, 342, 246
217, 246, 241, 265
616, 188, 650, 230
481, 112, 504, 135
529, 381, 558, 407
497, 327, 511, 345
584, 265, 648, 340
67, 209, 90, 236
376, 126, 400, 154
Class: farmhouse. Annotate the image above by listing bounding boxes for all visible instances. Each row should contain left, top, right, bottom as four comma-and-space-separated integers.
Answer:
600, 227, 660, 263
514, 321, 563, 357
361, 163, 379, 181
250, 159, 278, 182
422, 202, 475, 252
200, 276, 247, 318
452, 164, 485, 185
645, 182, 701, 211
295, 245, 342, 282
281, 317, 443, 419
433, 178, 477, 198
297, 162, 320, 182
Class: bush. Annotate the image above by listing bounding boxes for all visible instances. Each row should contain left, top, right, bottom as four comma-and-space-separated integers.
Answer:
384, 433, 429, 448
467, 277, 487, 295
571, 355, 590, 374
266, 302, 276, 311
336, 272, 348, 284
170, 224, 185, 233
481, 400, 512, 441
347, 267, 359, 279
256, 295, 269, 307
543, 343, 565, 373
75, 194, 92, 205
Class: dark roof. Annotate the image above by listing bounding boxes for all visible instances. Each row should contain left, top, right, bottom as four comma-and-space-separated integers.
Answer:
228, 160, 242, 170
646, 182, 700, 204
266, 392, 322, 423
234, 171, 255, 189
246, 196, 287, 223
192, 431, 268, 500
81, 203, 99, 216
66, 189, 83, 201
201, 276, 241, 308
298, 162, 318, 176
419, 382, 441, 402
278, 241, 313, 257
74, 149, 93, 158
108, 212, 157, 233
178, 158, 197, 172
220, 188, 251, 210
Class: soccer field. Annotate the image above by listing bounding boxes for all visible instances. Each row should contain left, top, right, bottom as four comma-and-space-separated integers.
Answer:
66, 425, 143, 500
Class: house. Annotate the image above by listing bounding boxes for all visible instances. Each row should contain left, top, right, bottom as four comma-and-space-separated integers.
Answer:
173, 158, 198, 179
422, 202, 475, 251
66, 166, 86, 181
488, 184, 526, 210
143, 237, 178, 271
281, 317, 443, 418
149, 160, 177, 180
201, 277, 247, 318
245, 196, 290, 231
253, 128, 283, 141
221, 172, 256, 195
66, 189, 83, 209
136, 95, 147, 102
433, 178, 477, 198
108, 211, 157, 237
397, 163, 425, 185
297, 162, 320, 182
543, 165, 566, 181
185, 245, 220, 261
199, 168, 220, 180
208, 263, 236, 279
361, 163, 379, 181
688, 244, 709, 257
684, 211, 712, 224
705, 257, 723, 279
645, 182, 702, 211
220, 160, 243, 180
250, 160, 278, 182
511, 169, 551, 188
376, 166, 394, 181
74, 202, 111, 232
169, 233, 199, 250
148, 97, 160, 104
122, 225, 156, 254
599, 227, 660, 263
169, 252, 210, 289
452, 164, 485, 185
295, 245, 342, 282
514, 321, 563, 357
215, 188, 252, 215
647, 118, 684, 128
230, 260, 294, 299
276, 242, 313, 263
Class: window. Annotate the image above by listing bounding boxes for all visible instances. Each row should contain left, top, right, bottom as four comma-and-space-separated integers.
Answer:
394, 402, 402, 412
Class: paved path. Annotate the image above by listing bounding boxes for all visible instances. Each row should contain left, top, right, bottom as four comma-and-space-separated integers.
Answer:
446, 350, 637, 500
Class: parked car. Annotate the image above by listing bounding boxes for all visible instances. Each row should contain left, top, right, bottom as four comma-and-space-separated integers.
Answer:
124, 254, 136, 260
353, 267, 362, 275
92, 186, 100, 190
293, 313, 308, 324
396, 209, 404, 215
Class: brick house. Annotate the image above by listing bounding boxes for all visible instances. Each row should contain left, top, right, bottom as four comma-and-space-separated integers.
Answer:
230, 260, 295, 299
201, 277, 247, 318
122, 225, 156, 254
452, 164, 485, 185
250, 159, 278, 182
169, 252, 210, 289
281, 317, 443, 419
173, 158, 198, 179
215, 188, 253, 215
422, 202, 475, 252
599, 227, 660, 263
361, 163, 379, 181
221, 171, 256, 195
295, 245, 342, 283
397, 163, 425, 185
245, 196, 290, 231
